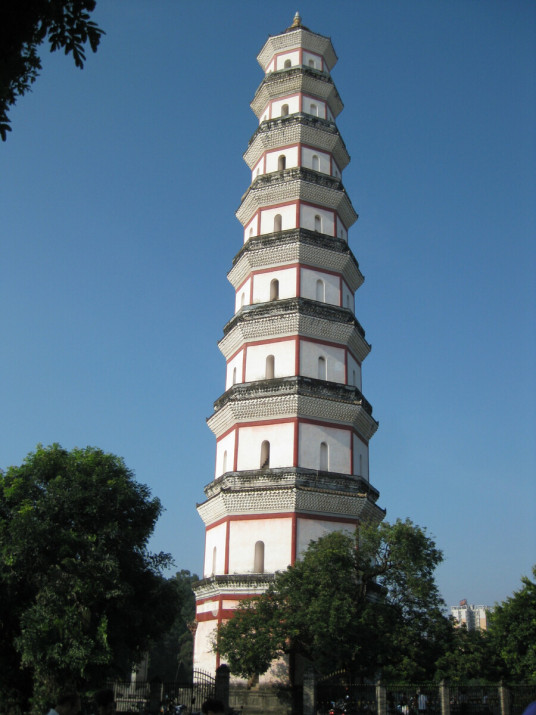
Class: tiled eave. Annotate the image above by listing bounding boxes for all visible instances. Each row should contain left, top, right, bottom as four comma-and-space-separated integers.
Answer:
257, 28, 337, 72
228, 229, 364, 291
218, 299, 371, 364
207, 376, 378, 441
244, 114, 350, 170
236, 168, 358, 229
250, 68, 343, 118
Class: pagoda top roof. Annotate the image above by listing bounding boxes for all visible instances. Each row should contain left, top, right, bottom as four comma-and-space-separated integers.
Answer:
257, 14, 338, 72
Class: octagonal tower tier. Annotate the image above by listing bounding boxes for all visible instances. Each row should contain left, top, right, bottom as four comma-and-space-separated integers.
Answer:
193, 15, 384, 681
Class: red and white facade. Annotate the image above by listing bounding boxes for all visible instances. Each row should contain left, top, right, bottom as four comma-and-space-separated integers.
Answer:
193, 15, 384, 680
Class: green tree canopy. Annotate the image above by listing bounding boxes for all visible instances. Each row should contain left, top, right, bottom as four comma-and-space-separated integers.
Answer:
147, 569, 199, 681
434, 625, 499, 683
0, 444, 180, 709
216, 519, 449, 682
487, 566, 536, 683
0, 0, 104, 140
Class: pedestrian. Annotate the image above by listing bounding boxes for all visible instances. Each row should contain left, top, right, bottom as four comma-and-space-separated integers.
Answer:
46, 693, 81, 715
201, 699, 225, 715
418, 690, 428, 714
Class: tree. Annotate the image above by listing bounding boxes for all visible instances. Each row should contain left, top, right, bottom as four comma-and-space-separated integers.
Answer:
216, 519, 449, 682
148, 570, 199, 681
434, 625, 499, 683
487, 566, 536, 683
0, 0, 104, 140
0, 444, 180, 710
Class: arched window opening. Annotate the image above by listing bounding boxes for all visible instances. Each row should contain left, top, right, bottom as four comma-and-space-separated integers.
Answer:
260, 440, 270, 468
308, 59, 315, 68
249, 226, 254, 237
212, 546, 217, 576
316, 278, 325, 302
232, 366, 237, 385
274, 213, 282, 232
254, 541, 265, 573
270, 278, 279, 301
318, 356, 327, 380
314, 214, 322, 232
284, 59, 291, 69
278, 154, 286, 171
281, 103, 289, 117
240, 292, 245, 308
320, 442, 328, 471
312, 154, 319, 171
222, 450, 228, 473
352, 369, 357, 386
266, 354, 275, 379
310, 103, 318, 116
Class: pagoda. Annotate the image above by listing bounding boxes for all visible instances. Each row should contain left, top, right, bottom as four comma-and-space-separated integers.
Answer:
193, 14, 384, 680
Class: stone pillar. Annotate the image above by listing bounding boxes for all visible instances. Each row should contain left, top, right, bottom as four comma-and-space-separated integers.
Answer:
303, 667, 316, 715
499, 682, 510, 715
439, 681, 450, 715
376, 680, 387, 715
215, 664, 230, 712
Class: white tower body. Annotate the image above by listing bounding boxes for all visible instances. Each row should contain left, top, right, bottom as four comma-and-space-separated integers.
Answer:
193, 15, 384, 682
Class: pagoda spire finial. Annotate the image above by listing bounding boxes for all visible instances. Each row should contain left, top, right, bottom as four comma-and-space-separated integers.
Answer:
290, 11, 302, 28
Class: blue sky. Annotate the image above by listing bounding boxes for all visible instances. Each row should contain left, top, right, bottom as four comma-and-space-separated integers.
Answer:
1, 0, 535, 610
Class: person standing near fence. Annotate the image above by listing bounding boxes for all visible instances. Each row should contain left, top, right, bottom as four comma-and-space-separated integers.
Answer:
418, 690, 428, 714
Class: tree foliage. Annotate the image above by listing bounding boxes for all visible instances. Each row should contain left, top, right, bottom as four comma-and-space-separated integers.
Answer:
435, 625, 499, 683
487, 566, 536, 683
148, 570, 199, 681
0, 0, 104, 140
216, 519, 449, 681
0, 444, 180, 709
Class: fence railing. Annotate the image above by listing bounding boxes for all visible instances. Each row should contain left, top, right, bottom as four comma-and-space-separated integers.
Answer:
311, 680, 536, 715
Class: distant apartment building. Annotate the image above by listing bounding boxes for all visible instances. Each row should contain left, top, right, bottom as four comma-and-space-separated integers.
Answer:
451, 599, 491, 630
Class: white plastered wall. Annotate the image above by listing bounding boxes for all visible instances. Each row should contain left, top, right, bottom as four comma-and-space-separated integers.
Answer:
303, 50, 323, 71
300, 340, 345, 383
347, 353, 362, 390
300, 205, 335, 235
244, 217, 257, 243
352, 434, 369, 479
237, 422, 295, 470
225, 350, 244, 389
245, 340, 296, 381
259, 204, 296, 234
301, 146, 330, 174
269, 95, 300, 120
193, 620, 218, 673
274, 50, 300, 71
299, 422, 351, 473
301, 266, 339, 305
265, 145, 299, 172
215, 430, 236, 477
341, 281, 354, 312
296, 518, 355, 558
203, 522, 227, 576
302, 96, 326, 118
252, 267, 297, 303
336, 215, 348, 241
228, 517, 293, 573
235, 278, 251, 310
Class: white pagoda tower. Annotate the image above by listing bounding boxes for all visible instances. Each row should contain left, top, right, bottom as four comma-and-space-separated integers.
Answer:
193, 14, 384, 678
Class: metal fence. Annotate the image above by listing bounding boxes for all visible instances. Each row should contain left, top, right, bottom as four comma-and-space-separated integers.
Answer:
111, 670, 215, 715
313, 679, 536, 715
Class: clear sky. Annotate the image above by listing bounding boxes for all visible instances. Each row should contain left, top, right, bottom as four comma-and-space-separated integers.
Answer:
2, 0, 535, 610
